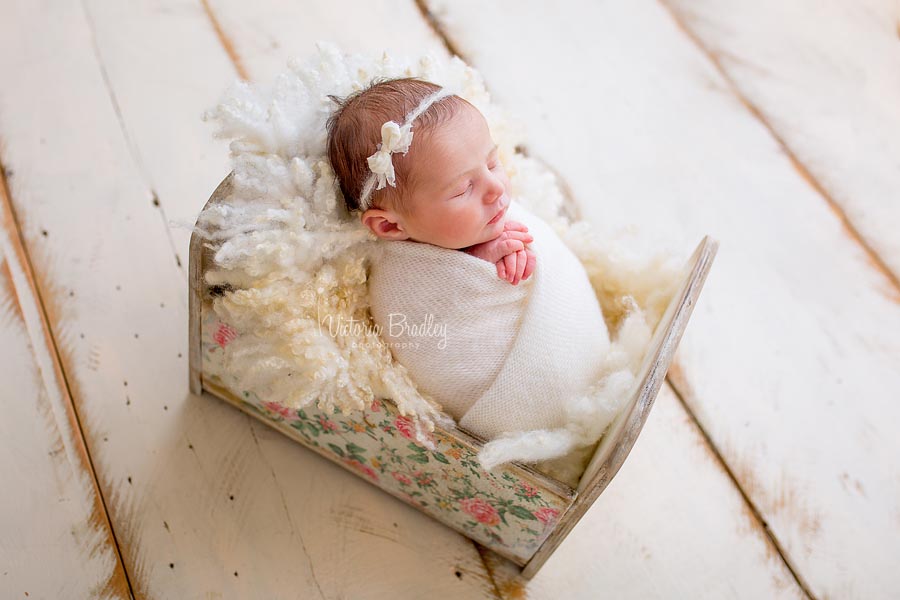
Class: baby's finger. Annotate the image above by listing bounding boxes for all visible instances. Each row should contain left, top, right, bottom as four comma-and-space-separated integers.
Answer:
486, 239, 523, 264
497, 260, 507, 280
503, 253, 517, 284
514, 249, 527, 284
479, 238, 521, 263
502, 230, 533, 244
523, 249, 536, 280
503, 220, 529, 233
500, 238, 525, 256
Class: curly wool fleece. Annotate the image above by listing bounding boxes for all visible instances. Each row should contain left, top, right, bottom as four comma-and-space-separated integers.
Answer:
197, 42, 681, 484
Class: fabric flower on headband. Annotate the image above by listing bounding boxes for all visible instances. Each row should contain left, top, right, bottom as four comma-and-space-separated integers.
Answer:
357, 87, 454, 211
366, 121, 413, 190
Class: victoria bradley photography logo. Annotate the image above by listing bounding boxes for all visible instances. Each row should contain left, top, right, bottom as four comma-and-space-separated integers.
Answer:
316, 298, 448, 350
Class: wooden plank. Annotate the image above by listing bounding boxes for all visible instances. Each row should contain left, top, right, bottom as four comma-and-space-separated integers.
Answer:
0, 0, 497, 597
0, 179, 130, 597
661, 0, 900, 284
419, 0, 900, 597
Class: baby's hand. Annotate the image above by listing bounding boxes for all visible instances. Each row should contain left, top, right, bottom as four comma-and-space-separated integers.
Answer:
497, 247, 536, 285
463, 220, 536, 285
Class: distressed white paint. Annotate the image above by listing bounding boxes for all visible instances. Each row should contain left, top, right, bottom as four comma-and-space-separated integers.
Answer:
0, 0, 496, 597
663, 0, 900, 281
422, 0, 900, 597
0, 240, 128, 596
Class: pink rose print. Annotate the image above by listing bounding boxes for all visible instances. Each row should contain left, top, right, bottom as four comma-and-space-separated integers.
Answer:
516, 481, 539, 498
459, 497, 500, 527
394, 416, 415, 440
533, 507, 559, 526
317, 415, 337, 431
261, 401, 298, 422
414, 471, 434, 486
393, 416, 435, 447
213, 322, 237, 348
370, 400, 381, 412
343, 458, 379, 482
392, 472, 412, 486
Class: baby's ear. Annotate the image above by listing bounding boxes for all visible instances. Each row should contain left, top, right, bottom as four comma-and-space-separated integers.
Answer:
361, 209, 410, 241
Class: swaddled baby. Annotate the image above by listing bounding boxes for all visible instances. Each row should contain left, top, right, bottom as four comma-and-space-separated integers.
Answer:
326, 78, 610, 442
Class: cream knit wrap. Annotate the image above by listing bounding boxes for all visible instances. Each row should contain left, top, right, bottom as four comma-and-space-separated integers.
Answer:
368, 201, 610, 440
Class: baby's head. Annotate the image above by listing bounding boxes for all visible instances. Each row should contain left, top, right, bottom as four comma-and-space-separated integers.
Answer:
326, 78, 511, 249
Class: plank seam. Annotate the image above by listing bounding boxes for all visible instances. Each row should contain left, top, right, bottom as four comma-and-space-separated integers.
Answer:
247, 420, 328, 600
200, 0, 250, 81
412, 0, 471, 64
0, 157, 135, 599
79, 0, 185, 275
665, 372, 816, 599
656, 0, 900, 296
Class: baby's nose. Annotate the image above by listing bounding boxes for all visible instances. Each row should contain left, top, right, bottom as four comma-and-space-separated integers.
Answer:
485, 177, 504, 202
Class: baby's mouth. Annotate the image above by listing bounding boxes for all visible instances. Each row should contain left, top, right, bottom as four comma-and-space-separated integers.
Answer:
488, 204, 508, 225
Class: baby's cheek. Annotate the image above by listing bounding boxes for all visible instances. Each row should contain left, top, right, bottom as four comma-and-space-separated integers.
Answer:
446, 212, 480, 239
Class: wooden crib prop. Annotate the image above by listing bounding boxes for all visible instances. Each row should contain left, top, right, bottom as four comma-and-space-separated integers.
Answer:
189, 173, 718, 579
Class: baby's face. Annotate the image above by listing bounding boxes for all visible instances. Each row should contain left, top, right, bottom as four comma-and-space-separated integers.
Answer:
367, 103, 511, 249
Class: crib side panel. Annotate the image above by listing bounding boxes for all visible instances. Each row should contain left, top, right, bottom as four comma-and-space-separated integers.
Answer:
199, 300, 574, 566
521, 236, 717, 578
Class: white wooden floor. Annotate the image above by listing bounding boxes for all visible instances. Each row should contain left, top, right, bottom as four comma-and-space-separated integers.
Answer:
2, 1, 898, 598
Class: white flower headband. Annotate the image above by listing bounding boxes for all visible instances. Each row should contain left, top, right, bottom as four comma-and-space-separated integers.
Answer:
357, 87, 455, 211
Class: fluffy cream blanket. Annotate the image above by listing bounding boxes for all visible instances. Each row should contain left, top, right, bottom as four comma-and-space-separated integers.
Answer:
196, 42, 682, 482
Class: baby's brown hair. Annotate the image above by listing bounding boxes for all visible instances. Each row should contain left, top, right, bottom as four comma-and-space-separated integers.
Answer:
326, 77, 468, 214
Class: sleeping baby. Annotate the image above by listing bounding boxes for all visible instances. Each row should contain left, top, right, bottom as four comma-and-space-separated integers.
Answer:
326, 77, 611, 444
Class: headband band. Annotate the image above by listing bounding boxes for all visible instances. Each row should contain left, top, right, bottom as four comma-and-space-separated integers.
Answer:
357, 87, 454, 211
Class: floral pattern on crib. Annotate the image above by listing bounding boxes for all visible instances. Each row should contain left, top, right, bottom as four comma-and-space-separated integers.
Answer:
201, 312, 572, 564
